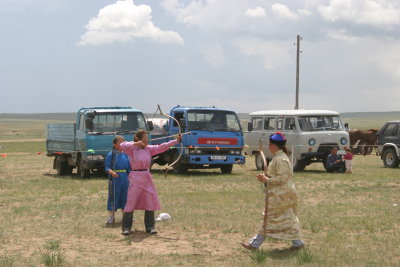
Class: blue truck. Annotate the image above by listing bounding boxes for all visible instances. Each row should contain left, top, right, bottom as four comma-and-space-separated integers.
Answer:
46, 107, 152, 178
150, 105, 245, 174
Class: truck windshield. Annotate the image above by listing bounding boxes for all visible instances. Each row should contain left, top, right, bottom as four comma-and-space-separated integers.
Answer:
90, 112, 146, 134
187, 110, 241, 131
298, 116, 343, 131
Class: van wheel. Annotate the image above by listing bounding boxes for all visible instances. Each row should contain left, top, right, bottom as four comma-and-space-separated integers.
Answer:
255, 153, 264, 170
293, 158, 306, 172
383, 148, 400, 168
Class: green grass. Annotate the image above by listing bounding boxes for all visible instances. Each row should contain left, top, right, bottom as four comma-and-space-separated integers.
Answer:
1, 115, 400, 266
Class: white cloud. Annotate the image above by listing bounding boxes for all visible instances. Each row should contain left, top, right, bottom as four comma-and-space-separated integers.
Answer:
78, 0, 183, 45
233, 38, 292, 70
318, 0, 400, 27
245, 7, 267, 18
298, 9, 313, 16
202, 45, 225, 66
326, 29, 359, 41
271, 3, 299, 20
161, 0, 257, 31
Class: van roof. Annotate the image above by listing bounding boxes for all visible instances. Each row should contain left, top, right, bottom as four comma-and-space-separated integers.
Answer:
249, 110, 340, 116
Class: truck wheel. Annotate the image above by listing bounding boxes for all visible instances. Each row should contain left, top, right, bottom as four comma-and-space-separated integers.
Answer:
56, 156, 68, 175
170, 152, 187, 174
255, 153, 264, 170
382, 148, 400, 168
220, 164, 233, 174
293, 158, 306, 172
78, 158, 90, 178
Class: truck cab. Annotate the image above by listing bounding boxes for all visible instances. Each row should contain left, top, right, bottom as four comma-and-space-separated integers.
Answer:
244, 110, 350, 171
47, 107, 152, 177
151, 105, 245, 174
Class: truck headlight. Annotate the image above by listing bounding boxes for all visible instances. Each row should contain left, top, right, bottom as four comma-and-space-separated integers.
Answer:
190, 149, 202, 154
308, 138, 316, 146
235, 150, 241, 155
340, 137, 347, 145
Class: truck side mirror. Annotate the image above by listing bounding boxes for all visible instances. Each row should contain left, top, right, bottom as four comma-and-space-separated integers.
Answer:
85, 119, 94, 132
147, 121, 154, 131
247, 121, 253, 131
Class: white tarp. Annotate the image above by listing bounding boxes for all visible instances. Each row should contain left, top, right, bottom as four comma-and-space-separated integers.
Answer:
148, 118, 168, 135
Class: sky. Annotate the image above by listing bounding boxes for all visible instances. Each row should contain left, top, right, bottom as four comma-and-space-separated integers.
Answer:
1, 0, 400, 114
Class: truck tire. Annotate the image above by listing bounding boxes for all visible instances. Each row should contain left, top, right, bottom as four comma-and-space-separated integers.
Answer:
77, 158, 90, 178
255, 153, 264, 170
56, 155, 68, 175
170, 151, 187, 174
293, 158, 306, 172
220, 164, 233, 174
382, 148, 400, 168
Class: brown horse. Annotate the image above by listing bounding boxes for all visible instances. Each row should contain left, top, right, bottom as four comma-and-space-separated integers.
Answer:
349, 129, 378, 155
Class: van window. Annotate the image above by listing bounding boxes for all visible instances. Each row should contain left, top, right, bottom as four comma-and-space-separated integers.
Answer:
277, 118, 283, 130
252, 117, 263, 130
264, 117, 275, 130
285, 117, 296, 130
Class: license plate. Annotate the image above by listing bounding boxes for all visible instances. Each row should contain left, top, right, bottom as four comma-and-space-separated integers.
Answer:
210, 155, 226, 160
337, 150, 346, 156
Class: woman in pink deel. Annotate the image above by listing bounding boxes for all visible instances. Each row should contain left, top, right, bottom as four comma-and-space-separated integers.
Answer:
120, 129, 181, 236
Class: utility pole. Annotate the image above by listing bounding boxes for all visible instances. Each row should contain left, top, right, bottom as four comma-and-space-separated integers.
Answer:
295, 35, 301, 110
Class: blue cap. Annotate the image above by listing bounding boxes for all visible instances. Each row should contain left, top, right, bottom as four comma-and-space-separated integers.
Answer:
270, 132, 286, 142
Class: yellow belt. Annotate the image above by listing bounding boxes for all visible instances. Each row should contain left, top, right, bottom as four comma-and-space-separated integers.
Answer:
113, 170, 127, 173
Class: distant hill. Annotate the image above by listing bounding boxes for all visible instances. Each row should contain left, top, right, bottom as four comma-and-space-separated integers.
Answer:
341, 111, 400, 118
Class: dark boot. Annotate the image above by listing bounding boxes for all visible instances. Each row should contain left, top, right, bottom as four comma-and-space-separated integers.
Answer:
144, 210, 157, 234
121, 212, 133, 236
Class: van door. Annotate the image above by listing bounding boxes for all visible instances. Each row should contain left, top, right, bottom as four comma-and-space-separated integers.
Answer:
262, 117, 276, 158
283, 117, 299, 157
245, 116, 265, 155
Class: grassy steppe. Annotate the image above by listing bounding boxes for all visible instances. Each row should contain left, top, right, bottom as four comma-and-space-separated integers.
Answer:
0, 115, 399, 266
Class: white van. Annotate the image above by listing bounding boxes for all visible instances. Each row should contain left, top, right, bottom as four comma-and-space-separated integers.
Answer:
244, 110, 350, 171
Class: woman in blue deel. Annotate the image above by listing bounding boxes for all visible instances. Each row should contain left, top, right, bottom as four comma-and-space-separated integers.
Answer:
105, 136, 130, 226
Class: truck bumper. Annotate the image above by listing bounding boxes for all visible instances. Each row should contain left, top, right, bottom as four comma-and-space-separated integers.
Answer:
301, 152, 326, 159
182, 155, 245, 165
85, 159, 104, 170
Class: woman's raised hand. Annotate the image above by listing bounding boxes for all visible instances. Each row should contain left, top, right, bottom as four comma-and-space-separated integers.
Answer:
176, 134, 182, 143
256, 174, 268, 183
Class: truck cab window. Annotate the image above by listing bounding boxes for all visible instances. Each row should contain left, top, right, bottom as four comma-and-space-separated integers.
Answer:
79, 114, 85, 131
173, 112, 184, 127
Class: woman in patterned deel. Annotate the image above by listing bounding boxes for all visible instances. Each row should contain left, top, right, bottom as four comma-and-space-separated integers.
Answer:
241, 132, 305, 250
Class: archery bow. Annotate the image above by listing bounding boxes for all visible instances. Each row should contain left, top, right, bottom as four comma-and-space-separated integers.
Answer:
258, 139, 269, 236
157, 105, 183, 176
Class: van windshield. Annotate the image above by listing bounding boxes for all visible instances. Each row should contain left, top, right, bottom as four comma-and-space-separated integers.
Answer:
89, 112, 147, 134
187, 110, 241, 131
298, 116, 343, 131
